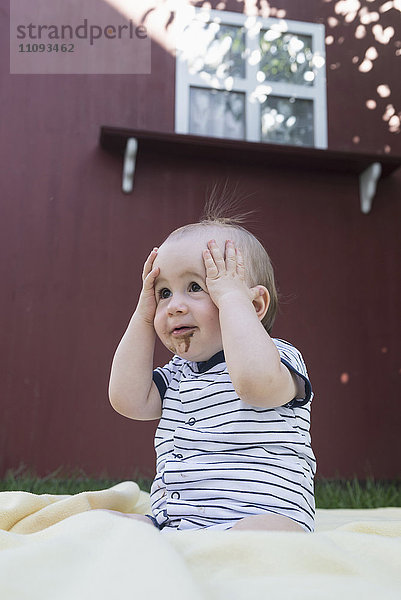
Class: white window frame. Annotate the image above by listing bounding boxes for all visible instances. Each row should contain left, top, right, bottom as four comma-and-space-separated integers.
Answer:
175, 8, 327, 148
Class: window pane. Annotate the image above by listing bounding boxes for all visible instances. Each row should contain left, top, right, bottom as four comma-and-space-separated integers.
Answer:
259, 31, 315, 86
189, 87, 245, 140
185, 23, 246, 79
260, 96, 314, 146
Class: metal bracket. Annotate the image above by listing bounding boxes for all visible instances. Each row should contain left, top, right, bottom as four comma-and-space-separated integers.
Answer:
359, 162, 382, 214
122, 137, 138, 193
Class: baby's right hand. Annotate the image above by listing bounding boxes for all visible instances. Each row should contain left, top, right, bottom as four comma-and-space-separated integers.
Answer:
135, 248, 160, 325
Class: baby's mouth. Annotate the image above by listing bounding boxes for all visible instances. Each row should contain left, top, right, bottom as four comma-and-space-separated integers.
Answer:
171, 326, 196, 336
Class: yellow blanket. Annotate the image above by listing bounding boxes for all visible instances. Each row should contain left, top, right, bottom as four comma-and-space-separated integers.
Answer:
1, 482, 400, 599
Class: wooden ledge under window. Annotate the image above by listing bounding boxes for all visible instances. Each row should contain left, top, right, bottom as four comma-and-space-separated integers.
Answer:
100, 126, 401, 213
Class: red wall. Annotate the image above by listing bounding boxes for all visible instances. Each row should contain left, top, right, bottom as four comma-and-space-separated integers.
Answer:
1, 0, 400, 480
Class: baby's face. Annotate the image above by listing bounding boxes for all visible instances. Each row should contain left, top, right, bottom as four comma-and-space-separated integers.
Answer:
152, 231, 227, 362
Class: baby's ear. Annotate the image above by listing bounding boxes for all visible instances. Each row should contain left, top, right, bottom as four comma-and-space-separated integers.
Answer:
252, 286, 270, 321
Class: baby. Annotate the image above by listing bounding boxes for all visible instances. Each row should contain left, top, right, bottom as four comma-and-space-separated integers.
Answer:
109, 210, 316, 532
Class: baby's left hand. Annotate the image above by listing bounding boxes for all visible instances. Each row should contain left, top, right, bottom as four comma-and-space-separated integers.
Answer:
203, 239, 261, 308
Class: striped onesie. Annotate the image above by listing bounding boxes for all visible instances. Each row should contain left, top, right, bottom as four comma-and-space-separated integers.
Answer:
151, 338, 316, 532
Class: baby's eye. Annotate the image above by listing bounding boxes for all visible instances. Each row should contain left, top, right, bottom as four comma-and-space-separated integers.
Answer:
158, 288, 171, 299
189, 282, 203, 292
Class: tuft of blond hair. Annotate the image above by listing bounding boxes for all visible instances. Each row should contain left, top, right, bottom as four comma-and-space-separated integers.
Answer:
166, 183, 279, 334
200, 182, 257, 226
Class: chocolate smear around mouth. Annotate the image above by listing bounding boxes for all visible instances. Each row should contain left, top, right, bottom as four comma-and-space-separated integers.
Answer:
168, 330, 194, 354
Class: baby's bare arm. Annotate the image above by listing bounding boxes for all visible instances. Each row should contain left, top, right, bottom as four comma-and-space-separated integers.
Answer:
108, 249, 162, 420
204, 239, 297, 408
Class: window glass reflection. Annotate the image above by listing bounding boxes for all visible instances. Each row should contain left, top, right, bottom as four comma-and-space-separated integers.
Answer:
189, 87, 245, 140
261, 96, 314, 146
259, 31, 315, 86
185, 23, 246, 79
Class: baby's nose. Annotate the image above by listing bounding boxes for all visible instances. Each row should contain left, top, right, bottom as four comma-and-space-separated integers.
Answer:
167, 295, 188, 315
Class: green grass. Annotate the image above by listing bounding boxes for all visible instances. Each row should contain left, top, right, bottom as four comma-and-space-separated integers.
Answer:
1, 468, 400, 509
315, 478, 401, 508
315, 478, 401, 509
0, 467, 153, 495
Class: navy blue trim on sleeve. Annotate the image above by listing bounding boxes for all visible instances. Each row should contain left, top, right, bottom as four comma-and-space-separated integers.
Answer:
152, 371, 167, 401
280, 358, 312, 408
